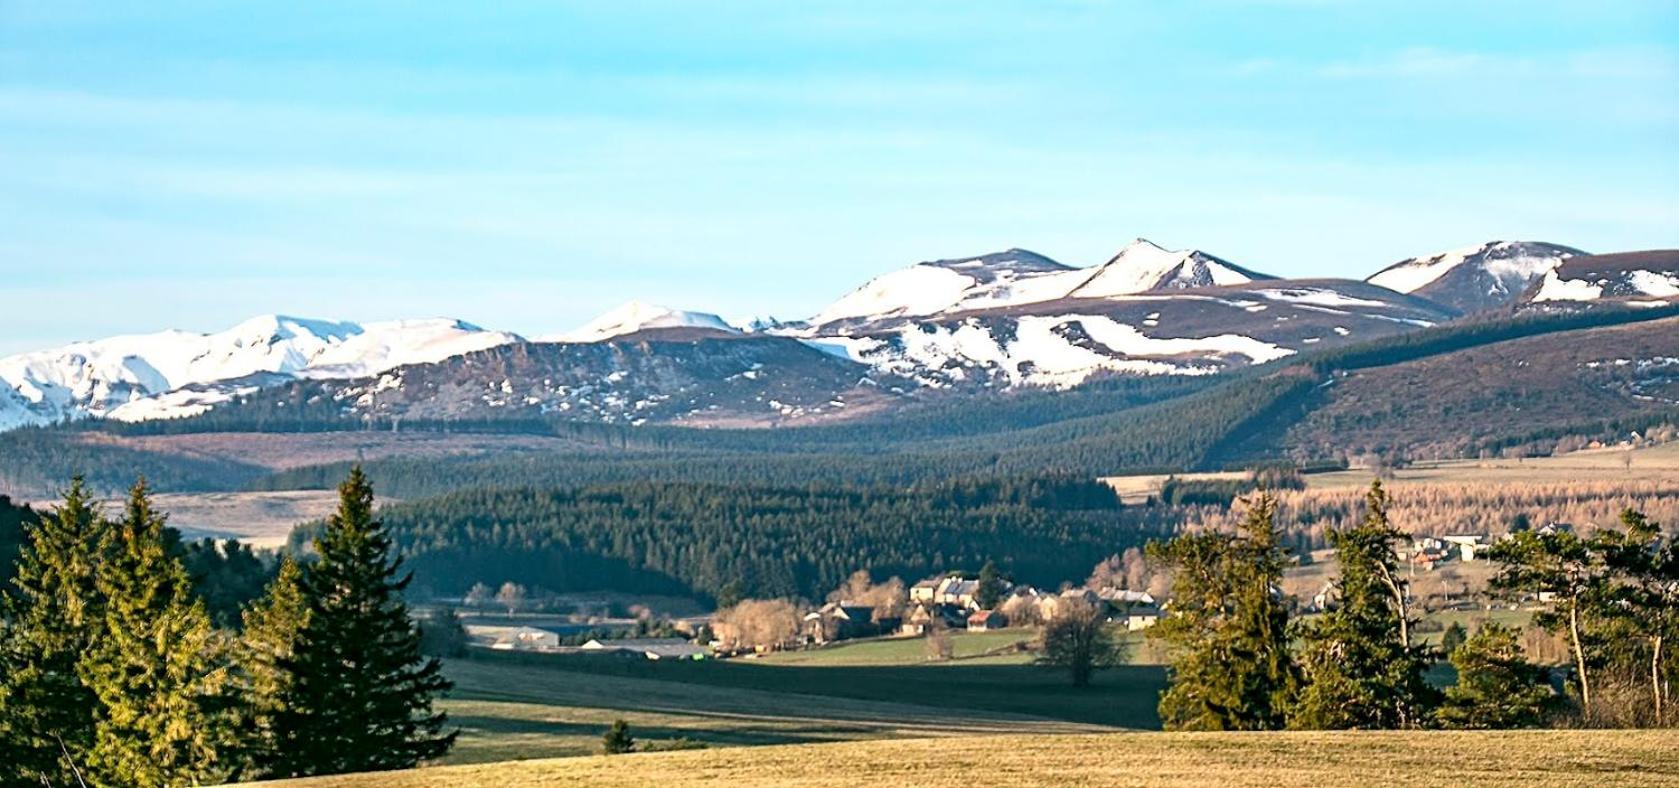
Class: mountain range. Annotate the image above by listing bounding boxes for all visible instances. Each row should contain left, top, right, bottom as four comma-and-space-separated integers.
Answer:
3, 237, 1675, 431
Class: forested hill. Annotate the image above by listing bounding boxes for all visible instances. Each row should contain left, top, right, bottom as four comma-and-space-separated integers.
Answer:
289, 478, 1157, 601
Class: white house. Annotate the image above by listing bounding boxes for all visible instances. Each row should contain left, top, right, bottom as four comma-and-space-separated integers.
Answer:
1442, 534, 1488, 562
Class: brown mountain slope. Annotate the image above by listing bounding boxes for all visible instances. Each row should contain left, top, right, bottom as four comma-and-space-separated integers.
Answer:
1283, 316, 1679, 461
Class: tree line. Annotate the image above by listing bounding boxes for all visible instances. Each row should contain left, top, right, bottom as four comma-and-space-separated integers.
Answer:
0, 469, 452, 786
289, 477, 1156, 602
1145, 480, 1678, 730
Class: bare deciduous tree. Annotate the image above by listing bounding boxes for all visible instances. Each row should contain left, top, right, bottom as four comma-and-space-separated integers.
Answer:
827, 570, 907, 619
495, 582, 527, 616
1035, 597, 1122, 687
713, 599, 802, 652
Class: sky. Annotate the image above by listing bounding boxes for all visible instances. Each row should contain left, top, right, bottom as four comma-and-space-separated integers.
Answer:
1, 1, 1676, 354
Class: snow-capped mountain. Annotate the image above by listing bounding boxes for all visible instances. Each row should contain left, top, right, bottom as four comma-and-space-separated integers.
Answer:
807, 279, 1449, 389
0, 315, 519, 429
5, 236, 1666, 433
1366, 241, 1583, 314
231, 333, 897, 428
804, 239, 1271, 333
1065, 239, 1272, 299
542, 301, 737, 343
806, 248, 1076, 329
1527, 251, 1679, 305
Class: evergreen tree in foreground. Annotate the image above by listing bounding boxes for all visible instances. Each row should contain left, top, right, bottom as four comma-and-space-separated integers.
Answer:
0, 477, 107, 784
1148, 492, 1296, 730
80, 479, 239, 786
240, 556, 309, 775
1489, 519, 1613, 721
1291, 481, 1437, 729
1435, 622, 1556, 729
270, 467, 454, 777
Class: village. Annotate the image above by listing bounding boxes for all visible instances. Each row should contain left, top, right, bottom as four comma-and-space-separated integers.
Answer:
451, 523, 1560, 662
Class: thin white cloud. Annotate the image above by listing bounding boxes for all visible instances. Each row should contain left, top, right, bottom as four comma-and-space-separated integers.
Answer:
1225, 45, 1677, 81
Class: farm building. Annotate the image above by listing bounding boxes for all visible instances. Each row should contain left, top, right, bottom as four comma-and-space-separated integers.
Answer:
581, 638, 707, 660
804, 602, 879, 644
966, 610, 1007, 631
465, 624, 562, 651
1442, 534, 1489, 561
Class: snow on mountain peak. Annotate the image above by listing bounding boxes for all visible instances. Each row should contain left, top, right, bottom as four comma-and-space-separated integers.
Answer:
1367, 241, 1581, 297
1068, 239, 1266, 299
545, 301, 738, 343
806, 249, 1073, 329
0, 315, 520, 429
804, 240, 1271, 331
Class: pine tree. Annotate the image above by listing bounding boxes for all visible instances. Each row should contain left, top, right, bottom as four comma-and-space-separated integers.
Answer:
1441, 621, 1469, 656
1490, 519, 1613, 721
1148, 492, 1296, 730
0, 477, 108, 784
975, 560, 1004, 610
240, 556, 309, 776
1595, 508, 1678, 727
79, 479, 239, 786
1291, 481, 1437, 729
1435, 622, 1555, 729
270, 467, 455, 777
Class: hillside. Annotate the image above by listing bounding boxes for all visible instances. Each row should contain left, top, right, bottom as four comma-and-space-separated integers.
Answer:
253, 730, 1679, 787
1525, 250, 1679, 306
1282, 315, 1679, 460
1366, 241, 1582, 314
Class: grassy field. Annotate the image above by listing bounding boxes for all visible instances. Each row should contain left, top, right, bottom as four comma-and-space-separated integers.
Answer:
438, 660, 1110, 764
467, 649, 1166, 726
257, 729, 1679, 787
755, 629, 1037, 666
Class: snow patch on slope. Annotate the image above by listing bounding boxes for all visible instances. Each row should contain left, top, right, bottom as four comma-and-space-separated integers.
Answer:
545, 301, 738, 342
837, 315, 1293, 389
1532, 268, 1679, 303
1368, 241, 1576, 295
1257, 287, 1389, 309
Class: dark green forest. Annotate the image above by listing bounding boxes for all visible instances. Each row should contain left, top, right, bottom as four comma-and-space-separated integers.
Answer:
288, 477, 1161, 601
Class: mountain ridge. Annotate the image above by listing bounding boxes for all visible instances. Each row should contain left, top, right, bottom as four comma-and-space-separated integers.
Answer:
5, 238, 1671, 432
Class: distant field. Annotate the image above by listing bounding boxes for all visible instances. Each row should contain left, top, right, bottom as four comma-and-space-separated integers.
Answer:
756, 629, 1037, 666
22, 490, 354, 549
1305, 442, 1679, 489
257, 729, 1679, 787
77, 429, 592, 474
1100, 470, 1247, 503
759, 628, 1163, 668
1101, 442, 1679, 502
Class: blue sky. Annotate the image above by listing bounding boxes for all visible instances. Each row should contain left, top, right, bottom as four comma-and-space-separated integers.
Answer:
2, 1, 1675, 353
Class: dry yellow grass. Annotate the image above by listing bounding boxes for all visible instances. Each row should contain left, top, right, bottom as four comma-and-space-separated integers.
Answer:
251, 729, 1679, 787
1100, 471, 1247, 504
